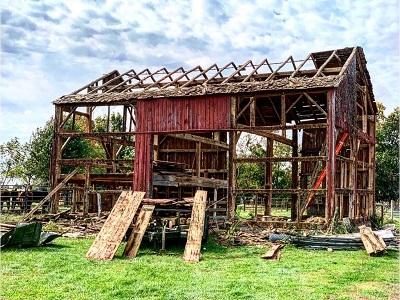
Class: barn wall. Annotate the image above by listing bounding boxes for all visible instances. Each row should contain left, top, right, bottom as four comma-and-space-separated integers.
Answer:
135, 96, 230, 133
134, 95, 231, 193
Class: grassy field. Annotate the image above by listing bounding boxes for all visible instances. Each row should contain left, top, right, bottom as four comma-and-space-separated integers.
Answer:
1, 237, 399, 300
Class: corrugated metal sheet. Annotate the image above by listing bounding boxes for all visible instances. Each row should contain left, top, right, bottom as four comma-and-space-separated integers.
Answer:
136, 95, 230, 133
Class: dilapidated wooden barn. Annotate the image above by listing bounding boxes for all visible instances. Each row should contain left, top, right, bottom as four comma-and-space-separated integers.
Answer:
49, 46, 376, 226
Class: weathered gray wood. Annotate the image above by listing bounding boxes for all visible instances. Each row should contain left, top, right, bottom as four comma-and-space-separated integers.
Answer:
124, 205, 155, 258
261, 244, 283, 260
183, 190, 208, 263
359, 225, 386, 255
86, 191, 145, 260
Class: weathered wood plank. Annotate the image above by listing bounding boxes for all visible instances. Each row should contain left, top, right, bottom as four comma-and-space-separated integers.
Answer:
23, 168, 79, 221
86, 191, 145, 260
183, 190, 208, 263
261, 244, 284, 260
124, 205, 155, 258
359, 225, 386, 255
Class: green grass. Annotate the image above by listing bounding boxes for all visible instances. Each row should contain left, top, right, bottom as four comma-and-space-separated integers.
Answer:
1, 237, 399, 300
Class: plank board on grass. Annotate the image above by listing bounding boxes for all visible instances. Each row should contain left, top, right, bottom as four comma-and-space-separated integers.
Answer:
86, 191, 145, 260
124, 205, 155, 258
183, 190, 207, 263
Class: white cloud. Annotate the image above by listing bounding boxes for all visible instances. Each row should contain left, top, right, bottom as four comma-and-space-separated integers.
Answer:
0, 0, 399, 143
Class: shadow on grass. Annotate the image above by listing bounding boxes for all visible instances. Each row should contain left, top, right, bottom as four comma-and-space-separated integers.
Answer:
1, 243, 71, 252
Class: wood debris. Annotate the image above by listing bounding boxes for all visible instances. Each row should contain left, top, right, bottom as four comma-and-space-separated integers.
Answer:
359, 225, 387, 255
86, 191, 145, 260
261, 244, 284, 260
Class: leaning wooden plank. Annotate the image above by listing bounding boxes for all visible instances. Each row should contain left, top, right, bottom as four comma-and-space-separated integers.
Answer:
261, 244, 284, 260
23, 168, 79, 221
359, 225, 386, 255
124, 205, 155, 258
183, 190, 208, 263
86, 191, 145, 260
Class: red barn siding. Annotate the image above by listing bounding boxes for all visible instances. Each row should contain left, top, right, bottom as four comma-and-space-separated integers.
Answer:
134, 95, 231, 194
135, 95, 230, 133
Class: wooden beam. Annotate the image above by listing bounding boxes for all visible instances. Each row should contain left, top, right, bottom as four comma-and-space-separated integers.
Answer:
23, 167, 79, 221
313, 50, 337, 78
281, 94, 286, 137
124, 205, 155, 258
303, 92, 327, 116
168, 134, 229, 150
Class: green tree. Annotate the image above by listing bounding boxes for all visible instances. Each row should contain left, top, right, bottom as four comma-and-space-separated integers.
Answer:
0, 137, 27, 186
236, 134, 291, 189
376, 106, 399, 202
26, 119, 54, 184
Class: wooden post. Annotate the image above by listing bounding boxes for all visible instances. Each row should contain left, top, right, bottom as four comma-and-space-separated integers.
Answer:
264, 138, 273, 216
227, 96, 237, 220
326, 90, 336, 221
281, 94, 286, 137
250, 97, 256, 127
51, 106, 63, 213
291, 129, 298, 220
83, 165, 90, 216
196, 142, 201, 177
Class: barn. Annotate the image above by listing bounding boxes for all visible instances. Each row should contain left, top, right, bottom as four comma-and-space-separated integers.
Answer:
50, 46, 377, 226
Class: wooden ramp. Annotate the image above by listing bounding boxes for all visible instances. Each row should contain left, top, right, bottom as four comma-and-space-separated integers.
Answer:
86, 191, 145, 260
124, 205, 155, 258
183, 190, 208, 263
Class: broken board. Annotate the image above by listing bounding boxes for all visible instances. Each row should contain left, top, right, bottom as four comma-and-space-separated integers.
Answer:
124, 205, 155, 258
359, 225, 386, 255
261, 244, 284, 260
86, 191, 145, 260
183, 190, 207, 263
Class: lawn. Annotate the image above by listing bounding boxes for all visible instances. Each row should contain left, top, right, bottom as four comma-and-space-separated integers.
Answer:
0, 237, 399, 300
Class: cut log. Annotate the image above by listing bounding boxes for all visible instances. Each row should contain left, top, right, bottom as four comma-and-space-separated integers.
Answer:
124, 205, 155, 258
183, 190, 208, 263
86, 191, 145, 260
359, 225, 386, 255
261, 244, 284, 260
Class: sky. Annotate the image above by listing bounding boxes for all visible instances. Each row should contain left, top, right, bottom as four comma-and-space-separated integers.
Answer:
0, 0, 399, 143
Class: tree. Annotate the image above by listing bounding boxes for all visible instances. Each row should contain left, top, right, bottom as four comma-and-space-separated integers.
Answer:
236, 134, 291, 190
375, 106, 399, 202
26, 119, 54, 184
0, 137, 27, 186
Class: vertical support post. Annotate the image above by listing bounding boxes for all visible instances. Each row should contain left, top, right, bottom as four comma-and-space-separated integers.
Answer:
326, 89, 336, 221
196, 142, 201, 177
86, 106, 93, 133
227, 96, 237, 220
281, 94, 286, 137
51, 106, 63, 214
369, 115, 376, 217
291, 129, 298, 220
213, 188, 217, 219
153, 134, 159, 161
83, 164, 90, 216
106, 105, 111, 132
250, 97, 256, 127
71, 185, 77, 213
264, 138, 273, 216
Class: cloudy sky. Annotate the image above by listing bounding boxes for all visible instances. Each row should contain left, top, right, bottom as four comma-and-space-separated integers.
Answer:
0, 0, 399, 143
